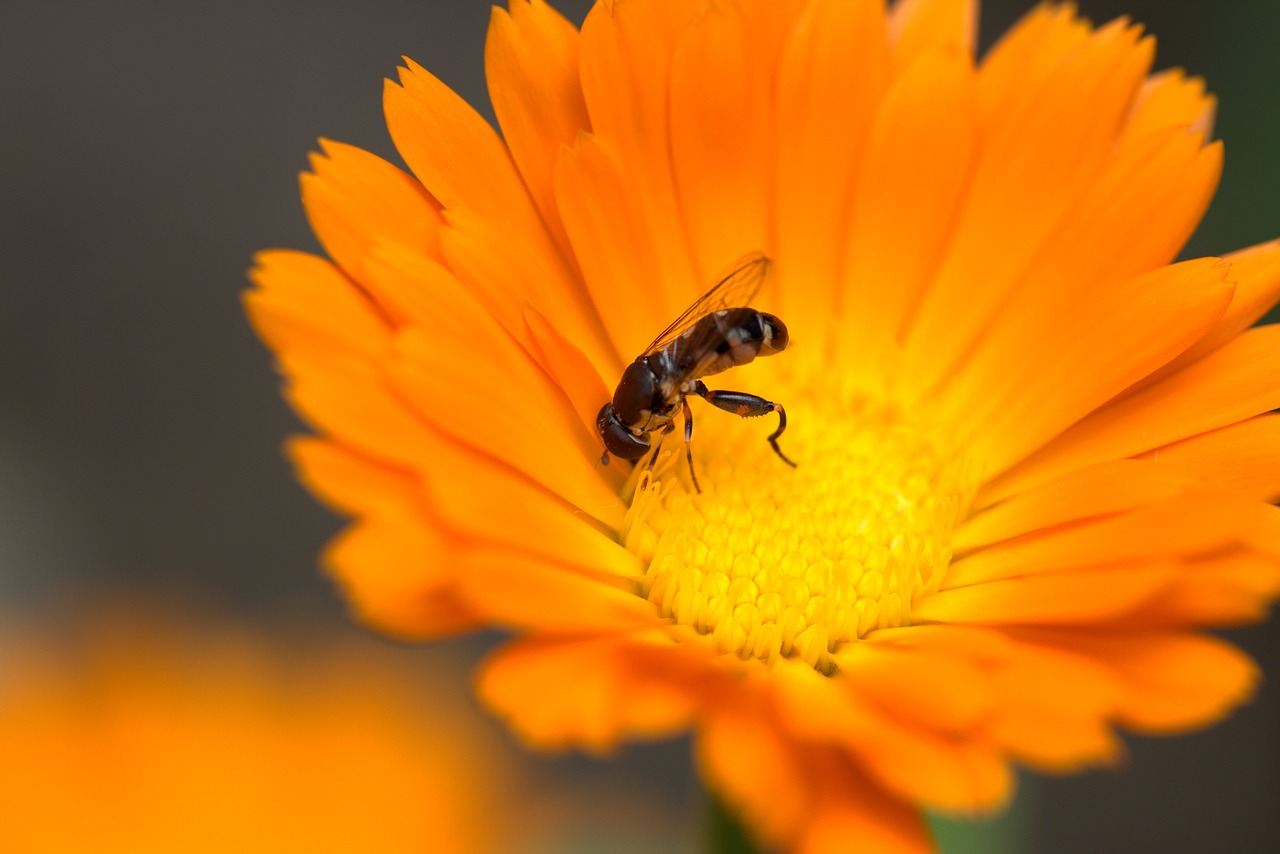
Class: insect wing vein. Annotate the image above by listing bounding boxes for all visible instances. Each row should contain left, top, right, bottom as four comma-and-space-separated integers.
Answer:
640, 252, 771, 357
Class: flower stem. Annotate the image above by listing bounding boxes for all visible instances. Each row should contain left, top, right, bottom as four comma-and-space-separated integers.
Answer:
705, 791, 763, 854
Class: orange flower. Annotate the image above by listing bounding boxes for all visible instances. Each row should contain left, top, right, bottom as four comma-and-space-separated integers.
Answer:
246, 0, 1280, 850
0, 614, 504, 853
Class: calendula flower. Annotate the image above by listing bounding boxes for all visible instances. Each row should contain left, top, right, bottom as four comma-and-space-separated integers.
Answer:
246, 0, 1280, 850
0, 613, 505, 853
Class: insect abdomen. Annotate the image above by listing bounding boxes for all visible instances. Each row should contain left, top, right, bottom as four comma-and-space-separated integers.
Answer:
671, 308, 789, 379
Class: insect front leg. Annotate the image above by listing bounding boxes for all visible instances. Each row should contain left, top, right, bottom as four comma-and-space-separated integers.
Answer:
681, 396, 702, 494
692, 381, 797, 468
639, 422, 677, 492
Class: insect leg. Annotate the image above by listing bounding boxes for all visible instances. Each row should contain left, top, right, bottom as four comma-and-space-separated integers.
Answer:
641, 421, 677, 484
681, 396, 701, 494
692, 382, 797, 468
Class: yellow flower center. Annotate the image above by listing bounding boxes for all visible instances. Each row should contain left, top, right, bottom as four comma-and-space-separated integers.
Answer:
621, 368, 974, 673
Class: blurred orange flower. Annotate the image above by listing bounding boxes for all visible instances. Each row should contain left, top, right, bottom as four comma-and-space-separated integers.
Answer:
0, 614, 504, 853
246, 0, 1280, 850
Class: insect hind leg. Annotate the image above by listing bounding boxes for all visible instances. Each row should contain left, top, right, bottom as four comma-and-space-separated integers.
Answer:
693, 383, 797, 468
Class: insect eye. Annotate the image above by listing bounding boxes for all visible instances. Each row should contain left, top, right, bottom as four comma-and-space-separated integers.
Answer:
595, 403, 615, 433
613, 362, 657, 424
600, 415, 651, 460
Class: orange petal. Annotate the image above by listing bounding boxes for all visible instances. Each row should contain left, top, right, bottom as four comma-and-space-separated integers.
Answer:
285, 363, 447, 474
303, 435, 636, 638
773, 0, 891, 351
578, 0, 700, 309
267, 251, 629, 539
553, 132, 674, 357
1014, 629, 1260, 734
940, 125, 1221, 417
993, 632, 1125, 715
839, 48, 978, 376
903, 17, 1154, 397
697, 689, 810, 847
442, 469, 633, 578
941, 132, 1219, 415
992, 128, 1223, 318
771, 662, 1012, 812
296, 434, 630, 577
362, 241, 541, 369
525, 302, 616, 440
985, 324, 1280, 504
1119, 550, 1280, 627
1084, 134, 1221, 288
799, 753, 933, 854
286, 437, 421, 520
955, 256, 1233, 476
1142, 239, 1280, 385
458, 550, 658, 635
438, 207, 620, 374
485, 0, 589, 265
982, 636, 1126, 771
948, 495, 1269, 587
252, 255, 477, 482
955, 460, 1195, 553
323, 514, 478, 640
383, 58, 536, 239
479, 635, 700, 754
668, 2, 769, 286
990, 708, 1121, 773
384, 59, 612, 367
1124, 68, 1216, 142
868, 623, 1016, 662
1141, 414, 1280, 501
387, 328, 622, 525
769, 658, 880, 742
871, 621, 1125, 773
834, 642, 994, 734
360, 236, 612, 397
278, 333, 620, 562
299, 140, 444, 290
734, 0, 810, 70
395, 309, 593, 458
848, 706, 1012, 815
253, 249, 601, 530
245, 250, 390, 366
888, 0, 976, 70
357, 238, 497, 339
1108, 633, 1259, 732
358, 240, 622, 499
976, 5, 1090, 125
919, 563, 1173, 624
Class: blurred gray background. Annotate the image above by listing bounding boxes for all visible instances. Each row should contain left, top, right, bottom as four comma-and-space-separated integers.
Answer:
2, 2, 1277, 852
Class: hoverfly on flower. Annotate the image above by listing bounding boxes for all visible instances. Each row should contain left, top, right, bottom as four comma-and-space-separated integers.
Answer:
596, 252, 795, 493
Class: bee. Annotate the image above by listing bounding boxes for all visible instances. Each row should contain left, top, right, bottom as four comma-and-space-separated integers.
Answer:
596, 252, 796, 493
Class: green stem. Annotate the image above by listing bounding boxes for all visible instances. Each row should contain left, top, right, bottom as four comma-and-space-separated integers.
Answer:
705, 791, 764, 854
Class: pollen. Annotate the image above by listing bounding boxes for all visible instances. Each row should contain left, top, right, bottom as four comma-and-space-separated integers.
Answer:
622, 377, 974, 673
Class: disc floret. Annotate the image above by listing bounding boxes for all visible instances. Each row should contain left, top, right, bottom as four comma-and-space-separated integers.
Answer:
625, 388, 972, 673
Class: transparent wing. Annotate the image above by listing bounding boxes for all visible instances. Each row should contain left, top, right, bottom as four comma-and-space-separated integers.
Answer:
640, 252, 772, 357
